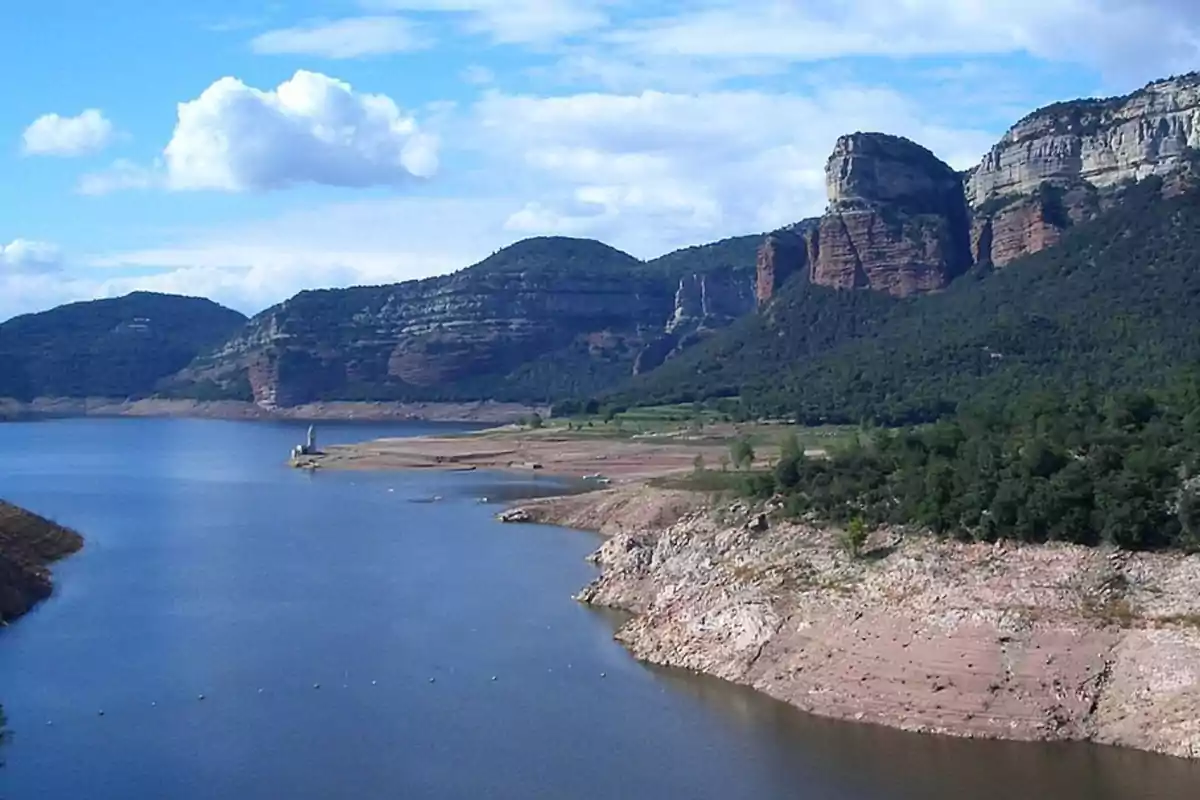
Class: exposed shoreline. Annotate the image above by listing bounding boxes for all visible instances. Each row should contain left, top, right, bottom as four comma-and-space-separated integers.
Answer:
290, 424, 776, 482
502, 484, 1200, 760
0, 397, 545, 424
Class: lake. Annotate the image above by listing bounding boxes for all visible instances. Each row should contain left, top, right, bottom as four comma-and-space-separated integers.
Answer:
0, 418, 1196, 799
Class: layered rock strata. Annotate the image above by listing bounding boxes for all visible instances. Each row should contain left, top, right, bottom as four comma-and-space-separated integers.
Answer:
511, 486, 1200, 760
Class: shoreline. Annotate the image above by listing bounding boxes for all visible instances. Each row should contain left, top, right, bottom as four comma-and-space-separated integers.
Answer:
0, 397, 545, 424
289, 425, 772, 483
502, 484, 1200, 761
0, 502, 83, 624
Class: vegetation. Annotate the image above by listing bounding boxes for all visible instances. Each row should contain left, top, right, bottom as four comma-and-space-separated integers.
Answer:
614, 181, 1200, 426
751, 379, 1200, 551
0, 292, 245, 401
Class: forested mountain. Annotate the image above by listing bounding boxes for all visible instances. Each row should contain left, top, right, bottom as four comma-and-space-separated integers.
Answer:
613, 179, 1200, 424
0, 292, 246, 401
163, 235, 762, 407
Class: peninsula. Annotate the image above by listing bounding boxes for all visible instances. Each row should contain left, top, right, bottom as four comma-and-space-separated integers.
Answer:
0, 501, 82, 624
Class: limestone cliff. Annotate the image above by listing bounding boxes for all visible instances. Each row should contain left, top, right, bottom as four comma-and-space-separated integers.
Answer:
635, 267, 756, 374
0, 501, 82, 622
807, 133, 973, 296
967, 73, 1200, 266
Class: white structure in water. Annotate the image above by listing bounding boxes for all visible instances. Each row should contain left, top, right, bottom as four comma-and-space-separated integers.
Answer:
292, 425, 319, 459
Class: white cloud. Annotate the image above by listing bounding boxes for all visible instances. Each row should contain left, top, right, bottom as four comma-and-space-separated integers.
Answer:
603, 0, 1200, 84
163, 70, 438, 191
363, 0, 608, 44
0, 239, 62, 274
475, 87, 996, 249
21, 109, 114, 157
251, 16, 429, 58
76, 159, 160, 195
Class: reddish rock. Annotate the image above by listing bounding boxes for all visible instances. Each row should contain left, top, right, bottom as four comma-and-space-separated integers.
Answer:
755, 229, 809, 306
809, 133, 972, 297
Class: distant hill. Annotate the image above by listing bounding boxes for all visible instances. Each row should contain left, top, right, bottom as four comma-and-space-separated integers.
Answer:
614, 178, 1200, 424
163, 235, 762, 407
0, 292, 246, 401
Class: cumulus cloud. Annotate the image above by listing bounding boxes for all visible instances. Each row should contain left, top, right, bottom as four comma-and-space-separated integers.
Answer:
364, 0, 608, 44
163, 70, 438, 191
476, 87, 995, 249
251, 16, 429, 58
21, 109, 114, 156
0, 239, 63, 274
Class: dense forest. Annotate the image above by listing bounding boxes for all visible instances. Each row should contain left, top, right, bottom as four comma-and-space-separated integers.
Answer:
0, 292, 245, 401
613, 180, 1200, 425
744, 377, 1200, 551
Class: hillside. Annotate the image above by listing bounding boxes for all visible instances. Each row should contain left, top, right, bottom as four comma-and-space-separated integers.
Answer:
0, 501, 83, 622
0, 292, 246, 401
617, 178, 1200, 423
164, 235, 760, 407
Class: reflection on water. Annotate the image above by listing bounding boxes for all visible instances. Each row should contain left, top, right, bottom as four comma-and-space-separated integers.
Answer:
0, 418, 1197, 800
647, 664, 1200, 800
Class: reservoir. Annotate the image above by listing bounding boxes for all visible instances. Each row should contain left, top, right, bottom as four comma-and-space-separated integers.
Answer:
0, 418, 1196, 799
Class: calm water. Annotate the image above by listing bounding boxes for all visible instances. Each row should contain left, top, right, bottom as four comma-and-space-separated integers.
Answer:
0, 418, 1196, 800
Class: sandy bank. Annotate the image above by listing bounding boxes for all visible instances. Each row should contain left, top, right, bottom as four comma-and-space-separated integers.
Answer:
294, 427, 760, 482
505, 485, 1200, 760
0, 397, 542, 424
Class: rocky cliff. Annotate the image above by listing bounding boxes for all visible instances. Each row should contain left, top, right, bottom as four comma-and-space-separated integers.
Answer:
0, 501, 83, 623
169, 236, 759, 407
966, 73, 1200, 266
510, 486, 1200, 760
750, 134, 973, 301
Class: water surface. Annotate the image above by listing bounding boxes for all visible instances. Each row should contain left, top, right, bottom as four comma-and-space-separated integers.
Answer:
0, 418, 1196, 799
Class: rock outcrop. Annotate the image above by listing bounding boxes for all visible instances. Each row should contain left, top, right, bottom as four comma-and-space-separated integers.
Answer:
0, 501, 83, 622
806, 133, 973, 297
635, 267, 756, 374
754, 228, 810, 306
967, 73, 1200, 266
967, 74, 1200, 205
514, 486, 1200, 760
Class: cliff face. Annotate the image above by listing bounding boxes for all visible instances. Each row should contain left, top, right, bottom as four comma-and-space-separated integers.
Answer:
752, 135, 973, 302
967, 74, 1200, 205
171, 237, 758, 406
511, 486, 1200, 760
967, 73, 1200, 266
808, 133, 973, 297
0, 501, 83, 622
635, 267, 756, 374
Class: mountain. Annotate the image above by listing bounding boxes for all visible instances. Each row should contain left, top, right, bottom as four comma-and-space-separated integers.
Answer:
0, 292, 247, 401
618, 174, 1200, 423
164, 236, 760, 406
611, 74, 1200, 422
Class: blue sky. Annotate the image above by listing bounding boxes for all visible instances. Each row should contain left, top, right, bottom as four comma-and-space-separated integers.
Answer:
2, 0, 1197, 320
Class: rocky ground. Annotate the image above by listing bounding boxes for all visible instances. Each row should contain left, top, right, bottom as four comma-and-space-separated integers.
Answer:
0, 501, 83, 623
506, 485, 1200, 760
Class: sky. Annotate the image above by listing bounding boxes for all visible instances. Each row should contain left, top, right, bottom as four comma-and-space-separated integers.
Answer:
2, 0, 1199, 321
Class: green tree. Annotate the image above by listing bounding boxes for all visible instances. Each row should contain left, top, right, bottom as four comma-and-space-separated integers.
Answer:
528, 412, 544, 429
693, 453, 706, 473
840, 517, 868, 558
730, 437, 755, 470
